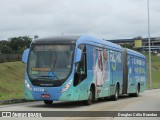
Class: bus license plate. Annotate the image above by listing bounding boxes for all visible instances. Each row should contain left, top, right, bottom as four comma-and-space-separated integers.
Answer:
41, 94, 50, 98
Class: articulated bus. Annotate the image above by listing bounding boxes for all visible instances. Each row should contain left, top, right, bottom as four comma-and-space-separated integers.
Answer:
22, 36, 146, 105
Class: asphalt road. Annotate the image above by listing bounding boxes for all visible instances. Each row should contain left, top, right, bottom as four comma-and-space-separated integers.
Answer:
0, 89, 160, 120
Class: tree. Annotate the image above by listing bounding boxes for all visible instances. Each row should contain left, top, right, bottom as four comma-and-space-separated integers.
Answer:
0, 36, 32, 54
9, 36, 32, 53
0, 45, 12, 54
121, 43, 134, 49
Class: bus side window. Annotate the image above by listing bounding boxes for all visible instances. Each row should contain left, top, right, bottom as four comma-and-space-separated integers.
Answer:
74, 45, 87, 86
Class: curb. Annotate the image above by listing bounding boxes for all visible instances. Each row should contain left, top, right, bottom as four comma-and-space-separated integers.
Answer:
0, 98, 33, 105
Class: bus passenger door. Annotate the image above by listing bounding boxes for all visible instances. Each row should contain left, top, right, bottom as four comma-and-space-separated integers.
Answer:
128, 57, 135, 93
74, 45, 88, 100
109, 50, 116, 95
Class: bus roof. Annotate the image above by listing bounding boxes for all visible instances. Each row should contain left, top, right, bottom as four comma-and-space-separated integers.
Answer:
127, 48, 146, 59
77, 36, 122, 51
32, 35, 122, 51
31, 35, 145, 58
32, 36, 80, 44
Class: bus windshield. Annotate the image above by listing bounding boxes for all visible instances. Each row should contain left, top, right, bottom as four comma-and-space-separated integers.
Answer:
28, 45, 75, 86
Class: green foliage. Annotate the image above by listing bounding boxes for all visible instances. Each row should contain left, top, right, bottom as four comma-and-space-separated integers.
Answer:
121, 43, 134, 49
0, 44, 12, 54
9, 36, 32, 53
0, 36, 32, 54
0, 45, 12, 54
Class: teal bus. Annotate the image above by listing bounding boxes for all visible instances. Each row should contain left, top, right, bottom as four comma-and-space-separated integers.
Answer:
22, 36, 146, 105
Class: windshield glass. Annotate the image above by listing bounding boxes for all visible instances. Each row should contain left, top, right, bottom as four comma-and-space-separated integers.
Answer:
28, 45, 75, 83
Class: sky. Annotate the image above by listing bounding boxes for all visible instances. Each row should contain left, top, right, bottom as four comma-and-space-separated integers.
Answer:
0, 0, 160, 40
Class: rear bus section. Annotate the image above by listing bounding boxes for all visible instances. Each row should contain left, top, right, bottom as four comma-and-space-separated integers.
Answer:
122, 48, 146, 97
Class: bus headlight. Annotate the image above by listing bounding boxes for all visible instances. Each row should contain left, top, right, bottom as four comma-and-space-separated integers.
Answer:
25, 80, 32, 91
61, 80, 72, 93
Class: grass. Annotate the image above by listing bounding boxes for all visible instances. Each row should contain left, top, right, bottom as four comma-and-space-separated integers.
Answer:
0, 61, 25, 100
143, 52, 160, 89
0, 53, 160, 100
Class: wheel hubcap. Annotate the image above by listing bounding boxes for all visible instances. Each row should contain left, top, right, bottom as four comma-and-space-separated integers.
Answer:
116, 90, 118, 98
89, 91, 92, 104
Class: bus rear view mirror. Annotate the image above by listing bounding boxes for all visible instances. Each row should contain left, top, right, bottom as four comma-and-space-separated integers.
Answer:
75, 48, 82, 63
22, 48, 29, 64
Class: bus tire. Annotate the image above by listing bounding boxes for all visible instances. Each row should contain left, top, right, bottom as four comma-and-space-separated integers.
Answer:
128, 93, 134, 97
112, 85, 119, 101
44, 100, 53, 105
83, 88, 93, 105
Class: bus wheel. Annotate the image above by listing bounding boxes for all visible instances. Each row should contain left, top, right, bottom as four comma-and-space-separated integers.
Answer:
112, 85, 119, 101
84, 89, 93, 105
44, 100, 53, 105
128, 93, 134, 97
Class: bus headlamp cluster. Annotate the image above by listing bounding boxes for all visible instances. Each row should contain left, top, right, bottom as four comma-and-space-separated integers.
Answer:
61, 80, 72, 93
25, 80, 32, 91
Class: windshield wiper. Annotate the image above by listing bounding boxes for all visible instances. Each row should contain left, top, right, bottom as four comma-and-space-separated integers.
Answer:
38, 75, 53, 78
37, 74, 59, 81
34, 76, 52, 80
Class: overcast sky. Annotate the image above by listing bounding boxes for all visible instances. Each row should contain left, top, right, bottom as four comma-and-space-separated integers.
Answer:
0, 0, 160, 40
